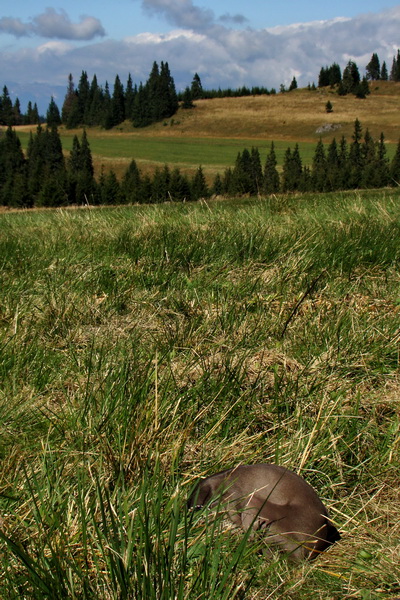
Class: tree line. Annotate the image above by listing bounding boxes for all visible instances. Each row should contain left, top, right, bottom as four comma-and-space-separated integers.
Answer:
0, 86, 41, 127
1, 119, 400, 208
317, 50, 400, 98
221, 120, 400, 196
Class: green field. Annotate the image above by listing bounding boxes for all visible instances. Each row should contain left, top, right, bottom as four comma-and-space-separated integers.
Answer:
1, 189, 399, 598
16, 129, 326, 172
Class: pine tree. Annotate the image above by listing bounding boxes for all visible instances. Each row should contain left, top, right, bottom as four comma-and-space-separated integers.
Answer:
342, 61, 361, 94
61, 74, 76, 125
212, 173, 223, 196
99, 169, 121, 205
380, 61, 388, 80
0, 126, 26, 205
67, 130, 95, 203
348, 119, 364, 188
389, 139, 400, 185
191, 73, 203, 99
337, 136, 350, 189
191, 166, 209, 200
289, 77, 298, 91
390, 50, 400, 81
109, 74, 125, 128
360, 129, 376, 187
282, 145, 303, 192
182, 86, 194, 109
87, 75, 104, 126
326, 138, 341, 191
250, 147, 263, 195
263, 142, 280, 194
121, 159, 142, 204
311, 139, 327, 192
46, 97, 61, 128
329, 63, 342, 86
375, 132, 390, 188
13, 98, 22, 125
125, 73, 136, 120
169, 167, 191, 201
0, 86, 14, 125
366, 53, 381, 80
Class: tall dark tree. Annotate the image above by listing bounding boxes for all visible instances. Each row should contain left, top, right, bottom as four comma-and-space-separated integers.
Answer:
125, 73, 136, 120
281, 145, 303, 192
0, 86, 14, 125
108, 74, 125, 129
380, 61, 388, 80
348, 119, 364, 188
342, 60, 361, 94
311, 139, 327, 192
67, 130, 96, 203
13, 98, 22, 125
263, 142, 280, 194
191, 166, 209, 200
191, 73, 203, 99
182, 86, 194, 109
121, 159, 142, 204
390, 50, 400, 81
366, 53, 381, 80
61, 74, 76, 125
390, 139, 400, 185
87, 75, 104, 126
46, 96, 61, 128
326, 138, 341, 191
0, 126, 26, 205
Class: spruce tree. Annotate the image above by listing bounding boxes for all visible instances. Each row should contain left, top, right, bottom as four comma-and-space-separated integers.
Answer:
61, 74, 76, 125
282, 145, 303, 192
366, 53, 381, 80
182, 87, 194, 109
0, 86, 14, 125
263, 142, 280, 194
191, 73, 203, 99
348, 119, 364, 188
326, 138, 341, 191
360, 129, 376, 187
99, 169, 121, 205
375, 132, 390, 188
380, 61, 388, 80
169, 167, 191, 201
191, 166, 209, 200
13, 98, 22, 125
121, 159, 142, 204
109, 74, 125, 128
0, 126, 26, 205
250, 147, 263, 195
342, 61, 360, 94
212, 173, 223, 196
125, 73, 136, 120
390, 139, 400, 185
46, 97, 61, 128
311, 139, 327, 192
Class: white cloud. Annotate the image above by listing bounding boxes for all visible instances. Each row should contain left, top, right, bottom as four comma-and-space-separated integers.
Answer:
0, 8, 105, 40
2, 6, 400, 112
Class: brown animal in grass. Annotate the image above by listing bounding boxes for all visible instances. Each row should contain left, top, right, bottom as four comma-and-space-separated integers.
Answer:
187, 463, 340, 562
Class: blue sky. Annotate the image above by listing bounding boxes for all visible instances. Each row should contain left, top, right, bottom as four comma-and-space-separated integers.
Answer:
1, 1, 400, 112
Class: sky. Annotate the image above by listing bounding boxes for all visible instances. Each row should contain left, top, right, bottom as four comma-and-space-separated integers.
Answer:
1, 1, 400, 113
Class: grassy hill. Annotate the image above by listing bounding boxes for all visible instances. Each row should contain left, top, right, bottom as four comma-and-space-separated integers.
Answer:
14, 82, 400, 181
1, 190, 399, 598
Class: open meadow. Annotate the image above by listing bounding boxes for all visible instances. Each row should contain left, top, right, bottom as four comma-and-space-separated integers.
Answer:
1, 189, 400, 598
14, 82, 400, 181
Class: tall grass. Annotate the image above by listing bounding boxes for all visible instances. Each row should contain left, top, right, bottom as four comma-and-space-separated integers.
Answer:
1, 189, 400, 598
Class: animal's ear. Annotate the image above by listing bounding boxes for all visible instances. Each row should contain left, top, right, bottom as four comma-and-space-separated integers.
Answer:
187, 481, 213, 509
325, 520, 341, 544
